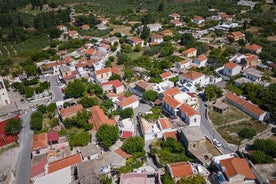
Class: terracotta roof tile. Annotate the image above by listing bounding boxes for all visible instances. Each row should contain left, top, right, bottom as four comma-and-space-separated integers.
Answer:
85, 48, 96, 55
197, 54, 207, 62
220, 157, 256, 180
111, 67, 121, 75
160, 29, 173, 36
114, 148, 132, 159
31, 158, 47, 178
163, 131, 177, 140
47, 131, 59, 142
95, 67, 111, 75
59, 104, 83, 119
89, 106, 116, 130
179, 104, 199, 116
224, 62, 239, 70
245, 44, 262, 52
168, 161, 193, 178
48, 154, 82, 174
116, 95, 138, 108
159, 71, 171, 79
193, 16, 204, 21
159, 118, 171, 129
136, 80, 150, 90
181, 71, 204, 81
231, 31, 244, 37
162, 87, 180, 96
151, 34, 163, 39
121, 131, 133, 139
170, 19, 182, 24
32, 133, 47, 150
128, 37, 143, 43
101, 80, 123, 88
179, 59, 189, 65
225, 93, 265, 117
163, 95, 180, 109
182, 48, 197, 55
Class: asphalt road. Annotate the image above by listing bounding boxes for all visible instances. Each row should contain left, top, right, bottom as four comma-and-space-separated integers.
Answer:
15, 110, 32, 184
48, 75, 64, 102
198, 95, 237, 154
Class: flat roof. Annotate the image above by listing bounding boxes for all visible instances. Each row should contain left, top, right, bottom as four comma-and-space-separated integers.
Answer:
34, 167, 71, 184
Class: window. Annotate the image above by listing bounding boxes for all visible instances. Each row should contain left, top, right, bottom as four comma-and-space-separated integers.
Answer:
193, 144, 196, 148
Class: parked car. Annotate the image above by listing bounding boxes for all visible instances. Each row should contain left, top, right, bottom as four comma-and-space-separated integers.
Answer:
212, 139, 222, 147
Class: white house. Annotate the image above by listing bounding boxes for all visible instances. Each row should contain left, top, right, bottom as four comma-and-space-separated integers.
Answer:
178, 104, 201, 126
179, 71, 206, 87
140, 118, 162, 141
93, 67, 112, 83
191, 16, 205, 24
223, 62, 242, 76
168, 13, 181, 20
244, 44, 263, 54
79, 144, 100, 161
192, 55, 208, 68
147, 23, 162, 32
170, 19, 183, 27
118, 118, 135, 139
101, 80, 125, 94
115, 95, 139, 110
127, 37, 144, 47
162, 95, 181, 116
182, 48, 197, 58
157, 118, 172, 132
243, 68, 264, 82
175, 60, 190, 70
173, 92, 198, 108
150, 34, 164, 44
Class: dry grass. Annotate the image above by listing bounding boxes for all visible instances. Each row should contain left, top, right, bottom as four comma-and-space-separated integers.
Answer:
246, 26, 261, 33
111, 25, 131, 35
267, 35, 276, 41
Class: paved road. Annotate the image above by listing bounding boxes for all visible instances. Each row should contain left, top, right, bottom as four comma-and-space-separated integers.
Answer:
15, 110, 32, 184
198, 95, 237, 154
48, 75, 64, 102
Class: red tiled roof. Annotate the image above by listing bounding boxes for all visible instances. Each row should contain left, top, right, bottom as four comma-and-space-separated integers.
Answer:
0, 115, 19, 147
114, 148, 132, 159
44, 61, 65, 70
169, 13, 180, 17
182, 48, 197, 55
197, 54, 207, 62
163, 95, 180, 109
181, 71, 204, 81
48, 154, 82, 174
63, 70, 78, 81
59, 104, 83, 119
95, 67, 111, 75
159, 118, 171, 129
111, 67, 121, 75
121, 131, 133, 139
170, 19, 182, 24
179, 59, 189, 65
31, 158, 47, 178
136, 80, 150, 90
85, 48, 96, 55
179, 104, 199, 116
116, 95, 138, 108
128, 37, 143, 43
162, 87, 180, 96
168, 161, 193, 179
89, 106, 116, 130
163, 131, 177, 140
245, 44, 262, 52
47, 131, 59, 142
231, 31, 244, 37
220, 158, 256, 180
193, 16, 204, 21
225, 93, 265, 117
160, 29, 173, 36
151, 34, 163, 39
101, 80, 123, 88
159, 71, 171, 79
224, 62, 239, 70
245, 54, 258, 62
32, 133, 47, 150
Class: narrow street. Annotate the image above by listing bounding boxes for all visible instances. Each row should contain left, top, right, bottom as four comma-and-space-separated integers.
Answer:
15, 110, 32, 184
198, 95, 237, 154
48, 75, 64, 102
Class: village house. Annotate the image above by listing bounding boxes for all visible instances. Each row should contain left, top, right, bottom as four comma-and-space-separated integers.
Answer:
97, 17, 110, 25
93, 67, 112, 83
101, 80, 125, 94
192, 54, 208, 68
162, 95, 181, 116
160, 29, 173, 36
244, 44, 263, 54
159, 71, 173, 81
242, 54, 259, 69
182, 48, 197, 58
135, 80, 153, 93
163, 131, 178, 141
179, 71, 206, 87
127, 37, 144, 47
79, 144, 101, 161
115, 95, 139, 110
227, 31, 245, 41
212, 154, 256, 184
150, 34, 164, 45
47, 132, 59, 145
170, 19, 183, 27
120, 171, 161, 184
89, 106, 116, 130
168, 13, 181, 20
47, 154, 82, 174
59, 65, 79, 83
32, 133, 48, 153
173, 92, 198, 108
157, 118, 172, 132
85, 48, 96, 57
243, 68, 264, 82
167, 162, 195, 182
80, 24, 90, 30
139, 117, 162, 141
191, 16, 205, 24
225, 93, 268, 121
147, 23, 162, 32
223, 62, 242, 76
56, 25, 67, 32
178, 104, 201, 126
59, 104, 84, 121
118, 118, 135, 139
37, 60, 66, 75
67, 30, 79, 39
175, 59, 190, 70
161, 86, 181, 98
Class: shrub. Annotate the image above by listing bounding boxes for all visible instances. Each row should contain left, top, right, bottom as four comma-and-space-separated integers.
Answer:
238, 128, 256, 139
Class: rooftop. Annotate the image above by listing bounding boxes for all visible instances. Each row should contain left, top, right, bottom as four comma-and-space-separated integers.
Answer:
162, 87, 180, 96
47, 131, 59, 142
101, 79, 123, 88
245, 44, 262, 52
224, 62, 239, 69
89, 106, 116, 130
159, 71, 171, 79
158, 118, 171, 130
48, 154, 82, 174
32, 133, 47, 150
163, 95, 181, 109
80, 144, 100, 158
180, 126, 205, 142
182, 47, 197, 55
34, 167, 72, 184
95, 67, 111, 75
59, 104, 83, 119
116, 95, 138, 108
168, 161, 193, 179
163, 131, 178, 140
181, 71, 204, 81
178, 103, 199, 116
114, 148, 132, 159
120, 172, 161, 184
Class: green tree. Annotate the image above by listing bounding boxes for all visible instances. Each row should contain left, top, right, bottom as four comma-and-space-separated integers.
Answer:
64, 79, 85, 98
180, 33, 196, 47
253, 139, 276, 157
30, 111, 43, 131
69, 132, 90, 149
79, 96, 98, 108
177, 175, 206, 184
158, 2, 164, 12
96, 124, 119, 149
161, 174, 174, 184
109, 74, 122, 81
46, 103, 57, 117
99, 174, 112, 184
120, 108, 134, 119
4, 118, 22, 136
161, 137, 185, 153
24, 65, 38, 76
141, 26, 150, 40
143, 90, 158, 101
204, 85, 223, 101
25, 86, 34, 98
250, 150, 274, 164
123, 68, 133, 81
100, 99, 113, 112
122, 136, 145, 154
239, 128, 256, 139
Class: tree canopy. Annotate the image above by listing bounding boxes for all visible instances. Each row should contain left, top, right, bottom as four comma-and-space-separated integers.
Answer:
204, 85, 223, 101
79, 96, 98, 108
4, 118, 22, 136
120, 108, 134, 119
122, 136, 145, 154
143, 90, 158, 102
96, 124, 119, 149
64, 79, 85, 98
